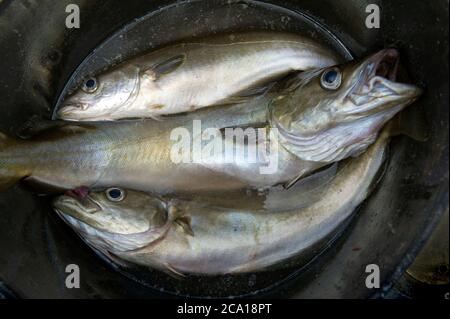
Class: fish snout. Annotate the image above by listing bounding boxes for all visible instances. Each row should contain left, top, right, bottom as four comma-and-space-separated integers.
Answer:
53, 190, 102, 218
353, 48, 423, 107
394, 83, 424, 101
57, 102, 89, 120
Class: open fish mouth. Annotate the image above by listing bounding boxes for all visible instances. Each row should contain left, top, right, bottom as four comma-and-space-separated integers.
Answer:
359, 48, 401, 93
372, 48, 400, 81
56, 209, 105, 237
347, 49, 423, 113
267, 49, 423, 163
57, 103, 88, 119
53, 186, 104, 220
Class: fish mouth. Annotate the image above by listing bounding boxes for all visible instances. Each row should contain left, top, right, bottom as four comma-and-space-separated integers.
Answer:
53, 195, 166, 252
54, 210, 144, 253
346, 49, 423, 114
362, 48, 402, 89
53, 190, 168, 235
53, 195, 130, 237
52, 197, 107, 246
55, 208, 98, 236
52, 192, 102, 223
56, 210, 163, 253
343, 49, 423, 116
372, 48, 400, 81
57, 103, 89, 120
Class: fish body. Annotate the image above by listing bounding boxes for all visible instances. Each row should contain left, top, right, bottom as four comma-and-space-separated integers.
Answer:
1, 50, 422, 195
1, 101, 310, 194
53, 130, 390, 275
57, 32, 340, 121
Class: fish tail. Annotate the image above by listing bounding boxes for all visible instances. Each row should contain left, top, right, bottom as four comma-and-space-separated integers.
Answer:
0, 132, 24, 191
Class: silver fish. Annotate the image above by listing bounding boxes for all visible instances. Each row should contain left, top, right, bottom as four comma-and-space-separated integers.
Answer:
52, 130, 390, 275
57, 31, 340, 121
0, 50, 421, 195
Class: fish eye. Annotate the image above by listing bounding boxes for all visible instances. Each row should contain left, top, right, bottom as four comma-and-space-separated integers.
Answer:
320, 67, 342, 90
105, 187, 126, 202
82, 77, 98, 93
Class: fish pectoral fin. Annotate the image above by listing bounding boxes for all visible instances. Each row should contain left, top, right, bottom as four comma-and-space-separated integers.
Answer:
163, 263, 186, 279
283, 172, 306, 190
143, 54, 186, 80
174, 216, 194, 237
167, 201, 194, 236
283, 163, 336, 190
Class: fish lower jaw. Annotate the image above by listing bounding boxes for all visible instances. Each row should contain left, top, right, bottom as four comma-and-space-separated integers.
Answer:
56, 212, 150, 252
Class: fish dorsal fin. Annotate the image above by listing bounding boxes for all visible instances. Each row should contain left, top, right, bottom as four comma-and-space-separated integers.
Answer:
142, 54, 186, 80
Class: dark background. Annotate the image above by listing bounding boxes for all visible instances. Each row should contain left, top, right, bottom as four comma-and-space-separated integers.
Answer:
0, 0, 448, 298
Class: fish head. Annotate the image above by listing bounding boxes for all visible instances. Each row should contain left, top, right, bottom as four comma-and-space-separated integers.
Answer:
270, 49, 423, 162
52, 187, 170, 253
57, 65, 140, 121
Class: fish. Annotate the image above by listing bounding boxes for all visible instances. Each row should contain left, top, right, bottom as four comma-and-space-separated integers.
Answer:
0, 49, 422, 195
52, 129, 391, 275
56, 31, 340, 121
0, 100, 285, 194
